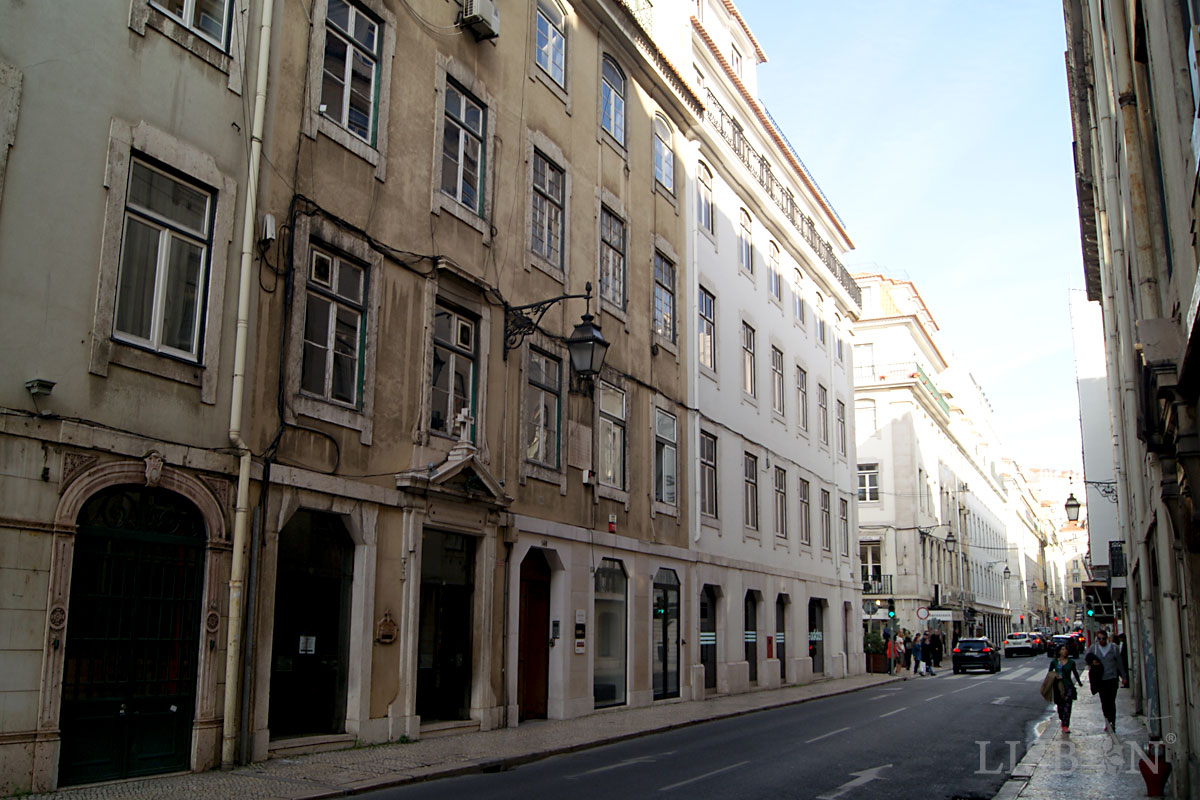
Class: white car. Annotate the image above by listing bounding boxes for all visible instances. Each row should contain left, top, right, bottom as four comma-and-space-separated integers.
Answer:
1004, 632, 1035, 657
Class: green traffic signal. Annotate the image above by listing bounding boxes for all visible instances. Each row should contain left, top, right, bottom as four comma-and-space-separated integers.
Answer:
1087, 608, 1094, 617
888, 609, 895, 618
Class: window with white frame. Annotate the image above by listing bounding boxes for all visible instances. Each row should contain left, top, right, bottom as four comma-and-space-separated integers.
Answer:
441, 80, 486, 215
526, 349, 561, 468
820, 489, 831, 550
793, 270, 806, 323
768, 242, 781, 301
599, 383, 626, 489
774, 466, 787, 538
300, 246, 366, 407
653, 252, 676, 342
861, 542, 882, 585
858, 463, 879, 502
653, 115, 674, 193
154, 0, 232, 48
731, 45, 742, 76
599, 206, 625, 308
835, 335, 844, 362
738, 209, 753, 273
600, 56, 626, 145
744, 452, 759, 531
797, 367, 808, 431
530, 150, 564, 267
430, 303, 477, 435
839, 498, 849, 556
534, 0, 566, 87
114, 159, 214, 361
700, 431, 718, 517
742, 322, 756, 397
798, 477, 811, 544
321, 0, 381, 144
697, 162, 714, 233
698, 287, 715, 371
836, 400, 846, 455
816, 314, 826, 345
818, 384, 828, 444
770, 346, 784, 415
655, 409, 677, 505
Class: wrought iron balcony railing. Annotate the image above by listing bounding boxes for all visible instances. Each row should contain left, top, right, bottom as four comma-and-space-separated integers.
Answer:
854, 361, 950, 415
862, 575, 893, 595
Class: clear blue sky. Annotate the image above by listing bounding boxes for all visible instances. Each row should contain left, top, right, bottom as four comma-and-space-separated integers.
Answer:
738, 0, 1085, 472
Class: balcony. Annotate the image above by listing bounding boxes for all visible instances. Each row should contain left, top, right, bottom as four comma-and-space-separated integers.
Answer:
853, 361, 950, 416
862, 575, 893, 595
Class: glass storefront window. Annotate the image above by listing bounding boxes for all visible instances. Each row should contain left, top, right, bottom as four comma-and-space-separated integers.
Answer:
593, 558, 627, 707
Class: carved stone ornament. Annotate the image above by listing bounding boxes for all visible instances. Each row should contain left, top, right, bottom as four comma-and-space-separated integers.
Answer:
48, 605, 67, 631
144, 450, 166, 487
375, 610, 398, 645
61, 452, 100, 491
206, 610, 221, 634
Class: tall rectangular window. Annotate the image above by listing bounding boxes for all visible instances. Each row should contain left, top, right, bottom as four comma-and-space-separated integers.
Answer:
653, 252, 676, 342
534, 0, 566, 86
836, 336, 844, 363
798, 478, 811, 544
768, 243, 781, 301
836, 400, 847, 455
698, 163, 714, 233
816, 315, 826, 345
797, 367, 808, 431
655, 409, 678, 505
774, 466, 787, 538
858, 463, 879, 501
114, 159, 213, 361
771, 347, 785, 415
526, 349, 561, 468
700, 431, 718, 517
738, 209, 753, 273
530, 150, 564, 267
653, 117, 675, 192
156, 0, 232, 48
430, 304, 476, 434
839, 498, 850, 556
600, 56, 626, 145
599, 383, 626, 489
793, 270, 805, 323
698, 287, 715, 371
818, 384, 829, 444
743, 453, 759, 531
599, 207, 625, 308
820, 489, 831, 551
742, 322, 756, 397
321, 0, 380, 144
731, 45, 742, 75
441, 81, 485, 214
594, 558, 627, 707
301, 247, 366, 407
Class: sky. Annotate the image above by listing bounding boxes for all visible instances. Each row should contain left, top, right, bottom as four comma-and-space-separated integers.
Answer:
736, 1, 1086, 472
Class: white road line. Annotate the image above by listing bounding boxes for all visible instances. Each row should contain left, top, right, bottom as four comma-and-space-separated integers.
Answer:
1027, 671, 1049, 682
804, 726, 851, 744
878, 706, 908, 718
659, 761, 750, 792
951, 682, 984, 694
925, 694, 943, 701
566, 753, 676, 778
999, 667, 1032, 681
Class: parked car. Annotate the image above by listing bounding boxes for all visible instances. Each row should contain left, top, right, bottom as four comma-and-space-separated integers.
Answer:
1052, 633, 1082, 657
1029, 632, 1049, 654
1004, 632, 1035, 657
952, 637, 1001, 673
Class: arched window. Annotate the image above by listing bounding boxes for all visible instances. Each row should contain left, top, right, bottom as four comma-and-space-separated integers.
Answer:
697, 162, 713, 233
653, 115, 674, 192
738, 209, 752, 273
534, 0, 566, 86
600, 56, 626, 144
594, 558, 628, 707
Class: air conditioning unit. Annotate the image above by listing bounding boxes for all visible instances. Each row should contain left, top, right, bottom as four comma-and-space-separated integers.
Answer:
462, 0, 500, 40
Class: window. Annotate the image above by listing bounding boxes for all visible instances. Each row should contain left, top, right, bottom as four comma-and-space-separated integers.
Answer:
793, 271, 806, 323
526, 350, 561, 468
530, 150, 564, 267
744, 453, 759, 531
770, 347, 784, 415
653, 252, 676, 342
700, 431, 718, 517
731, 45, 742, 76
430, 304, 477, 435
594, 558, 627, 707
599, 206, 626, 309
774, 466, 787, 538
698, 287, 715, 371
798, 478, 811, 544
797, 367, 808, 431
655, 409, 678, 505
600, 56, 626, 145
858, 463, 879, 502
697, 162, 714, 233
534, 0, 566, 86
738, 209, 753, 273
114, 159, 214, 362
154, 0, 231, 48
820, 489, 831, 550
816, 314, 826, 345
839, 498, 849, 556
653, 116, 674, 192
441, 80, 486, 215
742, 322, 756, 397
301, 247, 366, 407
321, 0, 380, 144
599, 383, 626, 489
818, 384, 828, 444
836, 400, 846, 455
836, 336, 844, 363
861, 542, 882, 585
768, 242, 781, 301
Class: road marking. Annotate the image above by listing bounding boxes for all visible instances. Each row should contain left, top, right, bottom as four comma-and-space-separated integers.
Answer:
951, 682, 984, 694
804, 726, 851, 744
567, 753, 675, 778
658, 761, 750, 792
992, 696, 1009, 705
1027, 671, 1048, 682
878, 706, 907, 718
815, 764, 894, 800
999, 667, 1032, 681
925, 694, 943, 701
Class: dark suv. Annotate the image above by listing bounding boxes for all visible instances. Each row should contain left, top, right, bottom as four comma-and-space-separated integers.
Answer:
952, 637, 1001, 674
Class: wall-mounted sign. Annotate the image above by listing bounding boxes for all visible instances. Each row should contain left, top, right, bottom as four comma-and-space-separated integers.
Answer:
574, 609, 586, 654
298, 635, 316, 655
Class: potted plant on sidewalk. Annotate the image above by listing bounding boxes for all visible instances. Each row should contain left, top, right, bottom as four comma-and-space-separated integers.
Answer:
864, 631, 887, 673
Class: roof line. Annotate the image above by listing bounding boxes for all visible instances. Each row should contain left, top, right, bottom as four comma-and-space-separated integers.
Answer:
720, 0, 767, 63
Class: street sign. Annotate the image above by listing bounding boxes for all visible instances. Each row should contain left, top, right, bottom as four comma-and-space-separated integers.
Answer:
916, 606, 930, 620
928, 610, 954, 621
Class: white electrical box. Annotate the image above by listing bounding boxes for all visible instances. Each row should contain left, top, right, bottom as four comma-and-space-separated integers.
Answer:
462, 0, 500, 40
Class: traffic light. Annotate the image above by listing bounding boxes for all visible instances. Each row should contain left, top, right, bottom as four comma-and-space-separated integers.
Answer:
1087, 607, 1095, 617
887, 599, 896, 618
1019, 614, 1024, 624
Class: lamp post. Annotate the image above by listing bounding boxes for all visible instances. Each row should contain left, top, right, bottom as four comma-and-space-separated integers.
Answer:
504, 282, 610, 392
1064, 493, 1081, 522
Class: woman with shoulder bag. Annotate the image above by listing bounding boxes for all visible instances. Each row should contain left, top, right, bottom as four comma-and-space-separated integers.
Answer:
1049, 644, 1084, 733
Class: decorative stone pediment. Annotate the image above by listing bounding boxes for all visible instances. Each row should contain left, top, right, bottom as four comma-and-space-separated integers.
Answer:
396, 414, 509, 508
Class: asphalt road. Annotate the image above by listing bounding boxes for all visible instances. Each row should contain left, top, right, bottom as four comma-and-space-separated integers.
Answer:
362, 656, 1058, 800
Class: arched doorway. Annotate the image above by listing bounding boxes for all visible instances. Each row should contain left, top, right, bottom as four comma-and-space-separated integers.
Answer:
269, 510, 354, 738
59, 486, 206, 786
652, 569, 680, 700
517, 549, 551, 721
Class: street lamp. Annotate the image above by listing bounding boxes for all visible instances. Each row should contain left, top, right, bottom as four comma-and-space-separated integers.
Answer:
1064, 493, 1081, 522
504, 282, 610, 392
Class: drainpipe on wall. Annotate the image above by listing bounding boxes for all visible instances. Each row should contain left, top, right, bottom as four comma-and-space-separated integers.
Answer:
222, 0, 276, 768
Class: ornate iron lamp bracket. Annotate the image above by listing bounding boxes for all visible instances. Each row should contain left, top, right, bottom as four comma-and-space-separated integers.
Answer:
503, 282, 594, 357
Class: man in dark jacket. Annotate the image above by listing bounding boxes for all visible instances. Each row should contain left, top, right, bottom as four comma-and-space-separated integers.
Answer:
1084, 629, 1128, 732
930, 631, 944, 667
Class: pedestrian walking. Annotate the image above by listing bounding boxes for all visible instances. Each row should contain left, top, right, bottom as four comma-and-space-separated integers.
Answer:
1084, 628, 1127, 732
895, 634, 907, 672
930, 630, 944, 667
921, 632, 936, 675
1048, 644, 1083, 733
911, 633, 923, 675
884, 630, 894, 676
